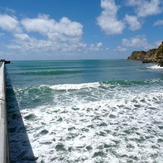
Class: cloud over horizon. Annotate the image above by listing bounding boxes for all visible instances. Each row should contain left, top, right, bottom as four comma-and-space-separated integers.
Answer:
0, 13, 104, 57
120, 35, 155, 52
0, 0, 162, 60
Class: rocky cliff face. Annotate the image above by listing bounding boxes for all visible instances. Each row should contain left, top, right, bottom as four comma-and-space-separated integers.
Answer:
128, 41, 163, 66
128, 51, 147, 61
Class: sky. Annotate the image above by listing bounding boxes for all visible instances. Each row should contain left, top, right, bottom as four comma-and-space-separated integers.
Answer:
0, 0, 163, 60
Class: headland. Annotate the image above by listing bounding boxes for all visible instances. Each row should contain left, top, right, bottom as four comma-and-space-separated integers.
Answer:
128, 41, 163, 66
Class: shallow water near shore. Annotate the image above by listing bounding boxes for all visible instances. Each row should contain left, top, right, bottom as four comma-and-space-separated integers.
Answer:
7, 60, 163, 162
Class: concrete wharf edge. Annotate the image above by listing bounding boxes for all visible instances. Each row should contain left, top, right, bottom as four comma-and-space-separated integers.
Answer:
0, 62, 9, 163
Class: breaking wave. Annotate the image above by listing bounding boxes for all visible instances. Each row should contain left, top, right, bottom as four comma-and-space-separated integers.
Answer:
11, 79, 163, 162
147, 65, 163, 69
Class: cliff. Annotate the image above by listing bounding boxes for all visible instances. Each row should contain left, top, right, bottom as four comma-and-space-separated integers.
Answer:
128, 41, 163, 66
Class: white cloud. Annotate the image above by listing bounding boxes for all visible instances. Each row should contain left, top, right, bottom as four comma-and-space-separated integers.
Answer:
127, 0, 162, 17
3, 14, 104, 55
122, 35, 152, 49
14, 33, 31, 41
97, 42, 103, 49
0, 14, 21, 32
56, 17, 83, 37
89, 42, 104, 51
154, 20, 163, 26
116, 46, 127, 52
21, 14, 56, 35
125, 14, 141, 30
11, 33, 86, 53
97, 0, 162, 34
97, 0, 125, 35
138, 0, 162, 17
100, 0, 118, 16
1, 14, 89, 54
11, 34, 104, 53
21, 14, 83, 42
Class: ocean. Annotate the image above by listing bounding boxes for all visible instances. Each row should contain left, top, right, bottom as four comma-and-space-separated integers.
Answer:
6, 60, 163, 162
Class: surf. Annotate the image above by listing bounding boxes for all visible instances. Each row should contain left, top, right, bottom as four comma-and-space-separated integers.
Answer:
6, 60, 163, 162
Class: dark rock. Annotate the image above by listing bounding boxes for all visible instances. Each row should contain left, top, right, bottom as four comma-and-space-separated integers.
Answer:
128, 41, 163, 66
127, 51, 146, 61
142, 60, 153, 63
158, 60, 163, 67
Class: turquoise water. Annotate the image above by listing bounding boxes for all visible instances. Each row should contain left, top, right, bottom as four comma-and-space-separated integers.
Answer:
7, 60, 163, 162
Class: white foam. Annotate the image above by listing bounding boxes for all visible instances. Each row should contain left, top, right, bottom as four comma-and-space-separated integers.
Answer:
49, 82, 100, 90
147, 64, 163, 69
20, 85, 163, 162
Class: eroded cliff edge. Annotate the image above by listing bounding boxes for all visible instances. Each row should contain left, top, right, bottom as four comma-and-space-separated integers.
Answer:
128, 41, 163, 66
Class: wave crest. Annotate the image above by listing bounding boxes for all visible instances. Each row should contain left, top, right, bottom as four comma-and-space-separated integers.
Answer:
147, 65, 163, 69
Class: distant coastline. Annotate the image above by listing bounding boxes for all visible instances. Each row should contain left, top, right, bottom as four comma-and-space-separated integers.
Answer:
128, 41, 163, 67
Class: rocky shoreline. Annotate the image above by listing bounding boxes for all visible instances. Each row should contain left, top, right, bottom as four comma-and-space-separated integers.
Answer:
128, 41, 163, 67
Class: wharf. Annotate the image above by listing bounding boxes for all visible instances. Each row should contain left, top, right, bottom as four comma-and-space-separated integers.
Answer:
0, 60, 9, 163
1, 60, 37, 162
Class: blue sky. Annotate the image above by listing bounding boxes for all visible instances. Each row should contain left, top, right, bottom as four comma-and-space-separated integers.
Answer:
0, 0, 163, 60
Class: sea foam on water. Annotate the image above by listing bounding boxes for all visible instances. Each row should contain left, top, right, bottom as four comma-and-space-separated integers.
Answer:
19, 82, 163, 162
7, 60, 163, 162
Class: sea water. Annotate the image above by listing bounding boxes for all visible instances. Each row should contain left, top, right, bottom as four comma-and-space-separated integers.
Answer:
6, 60, 163, 162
